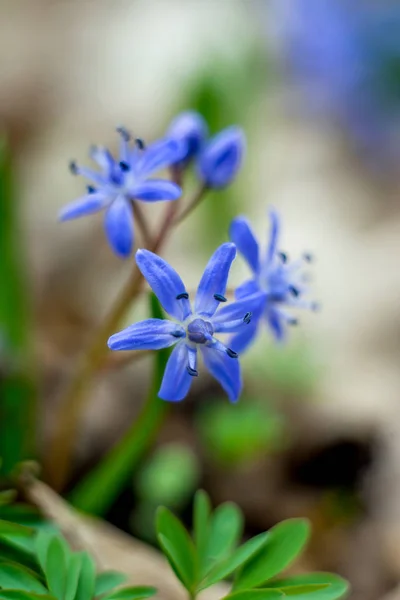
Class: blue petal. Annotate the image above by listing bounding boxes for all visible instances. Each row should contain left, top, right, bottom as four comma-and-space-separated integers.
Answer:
266, 306, 286, 342
104, 195, 134, 258
167, 111, 208, 163
266, 208, 280, 265
132, 179, 181, 202
229, 216, 260, 273
108, 318, 185, 351
195, 243, 236, 317
197, 126, 245, 189
235, 279, 261, 300
201, 345, 242, 403
158, 341, 193, 402
135, 249, 189, 320
230, 319, 259, 354
212, 293, 266, 332
59, 193, 108, 221
136, 138, 185, 178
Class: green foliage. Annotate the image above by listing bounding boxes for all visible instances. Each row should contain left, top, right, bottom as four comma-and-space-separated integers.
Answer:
0, 500, 156, 600
197, 401, 284, 467
156, 490, 348, 599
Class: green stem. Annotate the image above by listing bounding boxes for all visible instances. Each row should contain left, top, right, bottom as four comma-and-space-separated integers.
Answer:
69, 294, 170, 516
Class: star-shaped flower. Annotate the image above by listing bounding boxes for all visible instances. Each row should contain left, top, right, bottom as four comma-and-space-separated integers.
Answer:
59, 127, 183, 257
108, 243, 264, 402
229, 209, 317, 352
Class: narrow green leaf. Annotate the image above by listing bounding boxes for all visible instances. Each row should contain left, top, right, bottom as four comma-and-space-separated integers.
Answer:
35, 531, 53, 574
199, 533, 269, 590
74, 552, 96, 600
64, 553, 83, 600
0, 560, 48, 593
0, 135, 37, 475
45, 537, 66, 600
0, 520, 33, 538
223, 591, 283, 600
94, 572, 127, 597
104, 586, 157, 600
0, 593, 54, 600
264, 573, 349, 600
156, 507, 196, 591
202, 502, 243, 576
69, 293, 169, 516
193, 490, 211, 567
233, 519, 310, 591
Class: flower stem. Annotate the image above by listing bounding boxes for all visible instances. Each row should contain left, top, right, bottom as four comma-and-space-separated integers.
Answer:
44, 201, 179, 491
174, 184, 208, 224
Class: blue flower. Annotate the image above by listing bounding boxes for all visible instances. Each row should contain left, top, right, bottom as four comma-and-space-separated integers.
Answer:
198, 126, 245, 188
59, 128, 183, 258
167, 111, 208, 165
229, 209, 316, 352
108, 243, 264, 402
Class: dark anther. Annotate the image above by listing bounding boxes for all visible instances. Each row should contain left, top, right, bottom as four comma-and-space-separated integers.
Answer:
289, 318, 298, 326
87, 185, 96, 194
303, 252, 313, 263
278, 251, 288, 263
213, 293, 227, 302
119, 161, 130, 172
135, 137, 146, 150
311, 302, 320, 312
116, 126, 131, 141
226, 348, 238, 358
187, 366, 198, 377
69, 160, 78, 175
289, 286, 300, 297
176, 292, 189, 300
171, 330, 185, 338
243, 312, 252, 324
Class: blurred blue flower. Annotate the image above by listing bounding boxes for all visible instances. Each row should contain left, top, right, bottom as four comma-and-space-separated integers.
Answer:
275, 0, 400, 167
59, 128, 183, 258
229, 209, 316, 351
108, 243, 264, 402
167, 111, 208, 165
198, 126, 245, 188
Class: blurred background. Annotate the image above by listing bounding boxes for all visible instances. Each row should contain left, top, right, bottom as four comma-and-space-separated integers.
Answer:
1, 1, 400, 599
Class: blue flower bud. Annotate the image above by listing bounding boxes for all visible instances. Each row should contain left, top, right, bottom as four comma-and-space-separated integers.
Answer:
197, 126, 245, 189
167, 111, 208, 165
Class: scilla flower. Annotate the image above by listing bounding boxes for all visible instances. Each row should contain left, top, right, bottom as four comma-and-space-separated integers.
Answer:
108, 243, 264, 402
229, 209, 317, 352
198, 126, 245, 188
59, 127, 183, 258
167, 111, 208, 166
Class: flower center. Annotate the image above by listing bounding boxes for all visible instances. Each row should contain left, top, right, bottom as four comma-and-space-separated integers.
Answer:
187, 318, 214, 344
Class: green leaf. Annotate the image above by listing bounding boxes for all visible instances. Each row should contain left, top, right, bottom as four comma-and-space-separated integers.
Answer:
193, 490, 211, 566
0, 136, 37, 475
202, 502, 243, 576
199, 533, 269, 590
35, 531, 53, 575
223, 591, 283, 600
0, 520, 33, 538
94, 572, 128, 597
104, 586, 157, 600
64, 553, 83, 600
0, 592, 54, 600
0, 560, 48, 593
44, 537, 67, 600
233, 519, 310, 591
74, 553, 96, 600
69, 293, 169, 516
267, 585, 329, 598
265, 573, 349, 600
156, 507, 196, 592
